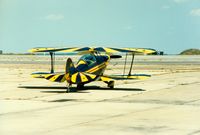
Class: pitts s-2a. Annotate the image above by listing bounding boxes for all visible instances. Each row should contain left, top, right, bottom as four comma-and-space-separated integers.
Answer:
29, 47, 156, 92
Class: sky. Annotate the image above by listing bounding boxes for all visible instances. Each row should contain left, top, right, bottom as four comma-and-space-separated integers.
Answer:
0, 0, 200, 54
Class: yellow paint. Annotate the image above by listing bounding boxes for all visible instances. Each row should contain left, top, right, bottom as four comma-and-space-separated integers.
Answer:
71, 72, 78, 83
49, 74, 58, 81
80, 73, 88, 82
62, 48, 79, 52
29, 47, 156, 54
100, 76, 113, 81
104, 48, 118, 53
89, 47, 95, 52
65, 73, 71, 83
84, 72, 96, 79
28, 48, 55, 53
86, 62, 105, 73
31, 74, 46, 78
61, 75, 66, 82
127, 75, 150, 80
123, 48, 156, 54
29, 47, 80, 53
77, 60, 86, 65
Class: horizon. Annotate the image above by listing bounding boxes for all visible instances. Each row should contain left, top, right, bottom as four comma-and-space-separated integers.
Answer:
1, 0, 200, 54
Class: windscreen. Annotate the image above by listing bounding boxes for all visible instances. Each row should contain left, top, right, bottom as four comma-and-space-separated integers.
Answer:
79, 54, 96, 66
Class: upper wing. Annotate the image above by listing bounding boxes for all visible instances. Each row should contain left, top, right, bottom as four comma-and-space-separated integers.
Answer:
29, 47, 80, 53
29, 47, 94, 53
95, 47, 156, 54
29, 47, 156, 54
122, 48, 156, 54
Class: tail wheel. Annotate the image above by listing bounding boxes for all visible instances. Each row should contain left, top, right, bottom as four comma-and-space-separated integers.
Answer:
108, 81, 114, 89
66, 83, 71, 93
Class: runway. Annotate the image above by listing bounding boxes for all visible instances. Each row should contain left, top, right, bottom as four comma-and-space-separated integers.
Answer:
0, 55, 200, 135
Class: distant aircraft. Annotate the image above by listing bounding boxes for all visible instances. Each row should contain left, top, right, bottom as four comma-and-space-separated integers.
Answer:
29, 47, 156, 92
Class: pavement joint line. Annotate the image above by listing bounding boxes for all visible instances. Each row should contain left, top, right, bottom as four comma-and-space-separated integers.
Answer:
1, 80, 199, 116
188, 129, 200, 135
0, 102, 85, 116
103, 99, 200, 106
0, 91, 143, 116
41, 106, 165, 134
41, 97, 200, 134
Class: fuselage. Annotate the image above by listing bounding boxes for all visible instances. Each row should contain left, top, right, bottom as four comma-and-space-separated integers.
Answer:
76, 53, 110, 75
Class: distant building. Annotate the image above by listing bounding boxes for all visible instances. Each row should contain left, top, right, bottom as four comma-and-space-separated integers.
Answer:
0, 50, 2, 54
152, 51, 164, 55
159, 51, 164, 55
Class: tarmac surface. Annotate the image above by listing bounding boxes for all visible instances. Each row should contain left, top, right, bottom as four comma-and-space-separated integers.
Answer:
0, 55, 200, 135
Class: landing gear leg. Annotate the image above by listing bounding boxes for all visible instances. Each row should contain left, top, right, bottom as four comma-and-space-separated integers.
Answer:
108, 81, 114, 89
66, 83, 71, 93
104, 81, 115, 89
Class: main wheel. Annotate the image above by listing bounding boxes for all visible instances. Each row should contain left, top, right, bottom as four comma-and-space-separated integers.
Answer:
109, 85, 114, 89
77, 84, 84, 90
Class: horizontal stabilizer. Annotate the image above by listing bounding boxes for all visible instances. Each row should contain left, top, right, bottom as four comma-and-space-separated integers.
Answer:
31, 72, 51, 78
103, 74, 151, 80
44, 74, 66, 82
99, 76, 113, 82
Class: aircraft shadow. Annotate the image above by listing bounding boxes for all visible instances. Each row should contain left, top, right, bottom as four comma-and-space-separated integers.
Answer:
85, 86, 145, 91
18, 86, 84, 93
19, 85, 145, 93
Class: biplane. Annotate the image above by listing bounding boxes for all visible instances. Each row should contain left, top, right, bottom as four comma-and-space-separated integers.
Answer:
29, 47, 156, 92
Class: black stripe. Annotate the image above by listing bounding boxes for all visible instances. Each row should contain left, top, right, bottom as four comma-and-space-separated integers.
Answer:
55, 74, 64, 82
94, 47, 105, 52
84, 73, 98, 82
46, 75, 54, 80
108, 47, 131, 52
76, 73, 81, 84
76, 47, 90, 51
36, 47, 76, 52
85, 74, 92, 81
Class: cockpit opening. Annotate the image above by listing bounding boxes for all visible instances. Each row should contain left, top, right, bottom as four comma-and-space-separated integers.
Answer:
79, 54, 96, 66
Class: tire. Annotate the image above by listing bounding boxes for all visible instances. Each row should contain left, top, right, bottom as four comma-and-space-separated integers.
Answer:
109, 86, 114, 89
77, 84, 84, 90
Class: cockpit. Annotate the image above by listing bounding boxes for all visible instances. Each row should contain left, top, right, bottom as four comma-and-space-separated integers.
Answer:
79, 54, 97, 66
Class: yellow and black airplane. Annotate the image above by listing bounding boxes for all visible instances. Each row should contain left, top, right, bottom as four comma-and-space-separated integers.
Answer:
29, 47, 156, 92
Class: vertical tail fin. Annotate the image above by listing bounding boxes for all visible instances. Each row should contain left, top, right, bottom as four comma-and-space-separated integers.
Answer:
65, 58, 77, 83
65, 58, 77, 75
